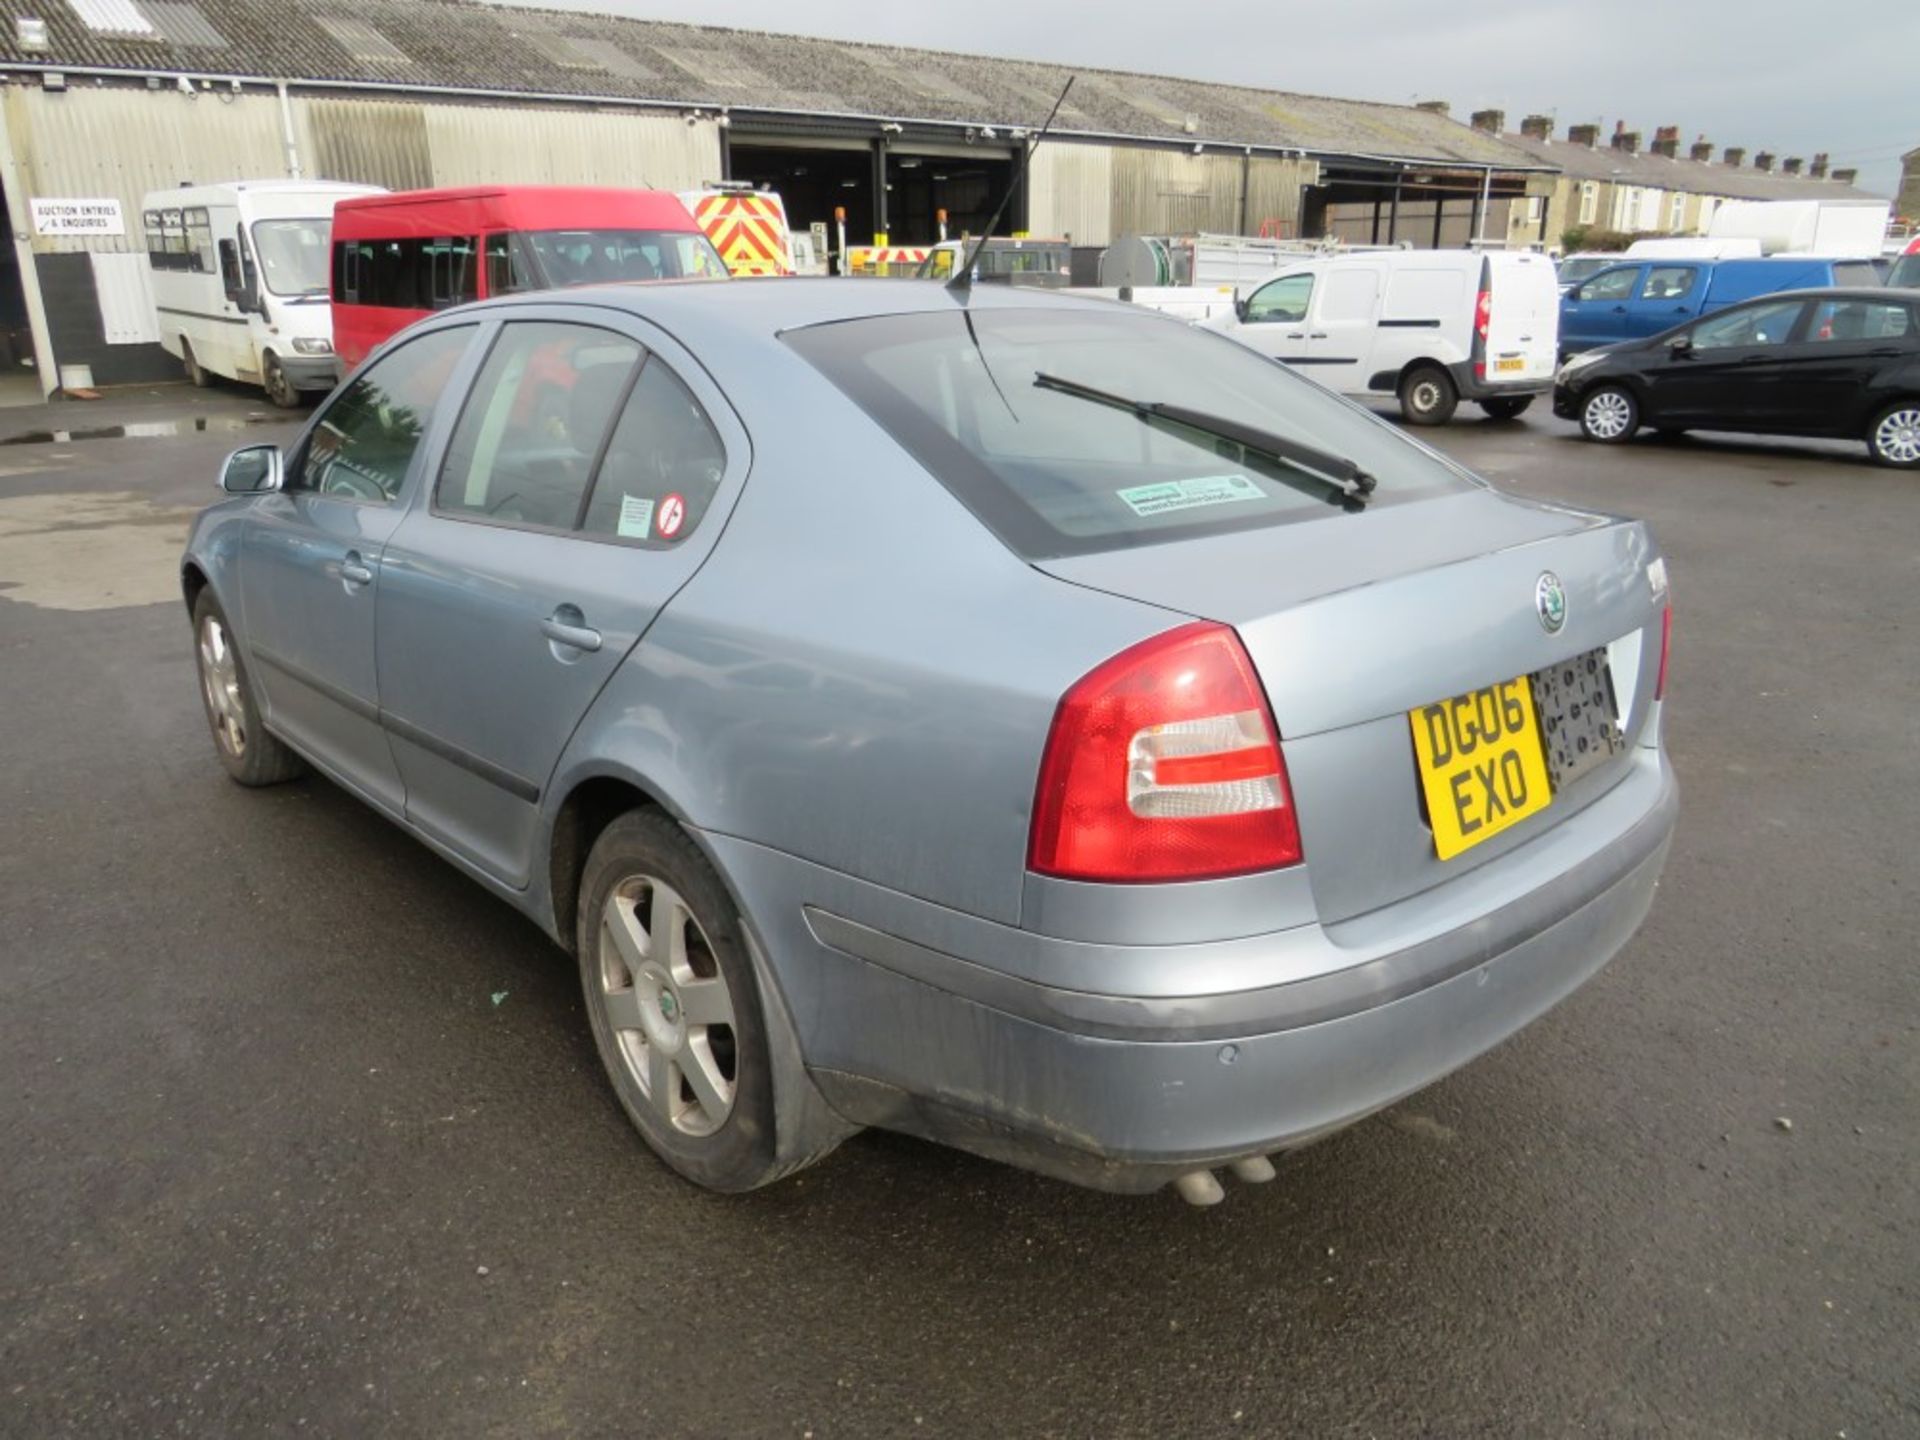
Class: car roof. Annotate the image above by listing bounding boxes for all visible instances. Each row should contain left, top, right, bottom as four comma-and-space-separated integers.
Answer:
462, 275, 1128, 338
1744, 286, 1917, 302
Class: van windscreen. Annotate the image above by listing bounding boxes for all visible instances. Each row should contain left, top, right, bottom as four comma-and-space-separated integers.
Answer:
507, 229, 729, 289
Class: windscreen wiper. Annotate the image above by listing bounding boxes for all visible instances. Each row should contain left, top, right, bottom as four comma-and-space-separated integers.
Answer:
1032, 372, 1378, 507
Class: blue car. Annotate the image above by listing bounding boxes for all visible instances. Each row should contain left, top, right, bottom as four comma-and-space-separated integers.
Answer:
1560, 255, 1881, 359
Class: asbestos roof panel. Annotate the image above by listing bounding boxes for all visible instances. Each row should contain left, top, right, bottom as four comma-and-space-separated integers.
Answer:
143, 0, 225, 48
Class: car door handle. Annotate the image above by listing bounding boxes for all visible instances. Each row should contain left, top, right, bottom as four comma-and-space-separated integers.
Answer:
1284, 331, 1306, 339
1611, 305, 1628, 314
540, 609, 603, 653
340, 551, 374, 587
1307, 332, 1328, 340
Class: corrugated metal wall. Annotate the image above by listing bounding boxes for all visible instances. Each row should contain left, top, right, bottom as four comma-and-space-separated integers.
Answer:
419, 105, 717, 188
1102, 148, 1313, 239
300, 98, 432, 191
3, 86, 289, 254
1028, 142, 1113, 246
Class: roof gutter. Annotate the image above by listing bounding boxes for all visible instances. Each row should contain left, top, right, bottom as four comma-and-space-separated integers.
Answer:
0, 61, 1560, 176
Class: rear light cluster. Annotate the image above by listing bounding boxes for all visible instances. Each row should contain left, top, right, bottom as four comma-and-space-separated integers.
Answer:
1471, 285, 1492, 382
1027, 623, 1302, 883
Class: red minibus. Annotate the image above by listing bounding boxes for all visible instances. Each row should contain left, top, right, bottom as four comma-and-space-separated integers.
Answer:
329, 186, 729, 369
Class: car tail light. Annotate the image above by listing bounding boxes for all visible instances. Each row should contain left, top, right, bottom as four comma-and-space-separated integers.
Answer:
1655, 605, 1672, 700
1475, 287, 1492, 342
1027, 622, 1301, 883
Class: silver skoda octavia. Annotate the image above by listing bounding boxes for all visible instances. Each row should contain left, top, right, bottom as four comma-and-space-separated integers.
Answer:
182, 280, 1676, 1204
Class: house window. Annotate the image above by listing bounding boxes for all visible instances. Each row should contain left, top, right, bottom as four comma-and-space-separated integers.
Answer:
1669, 193, 1687, 231
1579, 181, 1599, 225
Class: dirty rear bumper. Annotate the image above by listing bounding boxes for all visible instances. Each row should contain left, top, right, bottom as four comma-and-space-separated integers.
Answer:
706, 751, 1677, 1195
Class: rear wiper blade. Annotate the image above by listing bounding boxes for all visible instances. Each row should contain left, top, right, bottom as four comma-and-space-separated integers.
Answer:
1032, 372, 1378, 507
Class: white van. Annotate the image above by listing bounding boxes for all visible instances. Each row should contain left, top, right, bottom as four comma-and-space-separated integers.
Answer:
1206, 250, 1561, 424
142, 180, 383, 406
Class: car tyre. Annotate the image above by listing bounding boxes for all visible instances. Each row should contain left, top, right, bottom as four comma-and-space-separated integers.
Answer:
1578, 384, 1640, 444
1399, 364, 1458, 426
262, 352, 303, 410
1479, 395, 1534, 421
577, 810, 831, 1192
192, 590, 306, 786
1866, 401, 1920, 469
181, 338, 210, 389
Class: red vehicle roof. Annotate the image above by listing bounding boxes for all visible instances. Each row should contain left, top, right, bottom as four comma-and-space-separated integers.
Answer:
331, 185, 702, 238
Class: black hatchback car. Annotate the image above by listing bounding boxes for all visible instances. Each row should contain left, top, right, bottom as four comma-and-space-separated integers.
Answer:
1553, 287, 1920, 468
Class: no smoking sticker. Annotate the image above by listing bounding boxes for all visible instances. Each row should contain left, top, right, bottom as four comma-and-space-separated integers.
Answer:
656, 492, 686, 539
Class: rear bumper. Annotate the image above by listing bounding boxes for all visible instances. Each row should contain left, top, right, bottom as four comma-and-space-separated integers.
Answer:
1448, 359, 1554, 400
713, 749, 1678, 1194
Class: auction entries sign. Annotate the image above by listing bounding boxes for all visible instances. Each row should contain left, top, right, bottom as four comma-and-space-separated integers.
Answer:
29, 197, 126, 237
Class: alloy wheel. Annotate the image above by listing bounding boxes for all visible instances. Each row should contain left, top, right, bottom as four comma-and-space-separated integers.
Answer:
1873, 407, 1920, 466
1584, 390, 1633, 440
598, 875, 738, 1137
197, 614, 247, 758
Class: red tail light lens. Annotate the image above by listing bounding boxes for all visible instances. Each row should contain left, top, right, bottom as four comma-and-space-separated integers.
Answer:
1655, 605, 1672, 700
1474, 287, 1492, 341
1027, 622, 1302, 883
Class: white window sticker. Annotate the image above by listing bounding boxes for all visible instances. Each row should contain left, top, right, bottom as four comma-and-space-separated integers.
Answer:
616, 494, 655, 539
1116, 474, 1263, 517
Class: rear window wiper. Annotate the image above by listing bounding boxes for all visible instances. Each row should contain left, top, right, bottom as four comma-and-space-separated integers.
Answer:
1032, 372, 1378, 508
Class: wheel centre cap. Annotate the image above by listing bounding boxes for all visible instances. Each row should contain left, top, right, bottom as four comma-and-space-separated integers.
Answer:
658, 989, 679, 1023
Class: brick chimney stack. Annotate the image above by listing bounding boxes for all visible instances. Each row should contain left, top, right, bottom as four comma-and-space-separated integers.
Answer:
1724, 146, 1746, 167
1519, 114, 1553, 140
1568, 123, 1601, 148
1782, 157, 1804, 175
1754, 151, 1776, 172
1651, 126, 1681, 159
1690, 137, 1715, 163
1610, 121, 1641, 154
1810, 153, 1829, 179
1469, 108, 1505, 134
1414, 99, 1450, 115
1831, 167, 1858, 185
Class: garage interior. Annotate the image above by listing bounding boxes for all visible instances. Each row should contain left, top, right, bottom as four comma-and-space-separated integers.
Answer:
728, 132, 1018, 249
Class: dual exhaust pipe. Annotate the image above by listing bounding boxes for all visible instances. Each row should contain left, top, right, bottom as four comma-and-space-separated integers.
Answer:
1171, 1154, 1278, 1206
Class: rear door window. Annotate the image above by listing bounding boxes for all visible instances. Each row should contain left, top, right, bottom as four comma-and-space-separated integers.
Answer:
579, 360, 727, 547
435, 322, 643, 531
1805, 299, 1913, 342
786, 307, 1475, 560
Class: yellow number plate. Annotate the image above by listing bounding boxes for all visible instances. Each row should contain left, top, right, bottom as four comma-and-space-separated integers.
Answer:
1409, 678, 1553, 860
1495, 356, 1526, 373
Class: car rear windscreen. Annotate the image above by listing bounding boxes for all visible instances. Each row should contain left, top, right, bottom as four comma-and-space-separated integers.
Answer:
785, 307, 1476, 559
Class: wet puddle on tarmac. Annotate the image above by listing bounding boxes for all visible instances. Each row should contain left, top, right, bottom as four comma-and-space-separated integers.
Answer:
0, 414, 283, 447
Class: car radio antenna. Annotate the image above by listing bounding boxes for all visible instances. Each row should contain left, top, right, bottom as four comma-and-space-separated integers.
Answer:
947, 75, 1075, 296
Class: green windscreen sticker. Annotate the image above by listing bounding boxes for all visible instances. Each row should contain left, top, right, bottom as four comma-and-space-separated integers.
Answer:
1116, 474, 1263, 517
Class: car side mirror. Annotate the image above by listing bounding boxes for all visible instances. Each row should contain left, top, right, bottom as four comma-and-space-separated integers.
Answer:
1669, 337, 1694, 357
1235, 297, 1248, 322
220, 444, 283, 495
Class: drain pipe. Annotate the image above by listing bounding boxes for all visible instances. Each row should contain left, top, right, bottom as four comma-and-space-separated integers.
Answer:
0, 96, 59, 398
276, 81, 302, 180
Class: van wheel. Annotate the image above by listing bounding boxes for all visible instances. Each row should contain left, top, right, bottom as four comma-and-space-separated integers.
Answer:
1479, 395, 1534, 421
181, 339, 210, 389
1866, 402, 1920, 469
262, 352, 301, 410
1579, 385, 1640, 444
577, 811, 838, 1192
1399, 365, 1458, 426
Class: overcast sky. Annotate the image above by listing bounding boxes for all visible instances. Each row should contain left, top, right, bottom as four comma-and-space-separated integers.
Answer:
498, 0, 1917, 200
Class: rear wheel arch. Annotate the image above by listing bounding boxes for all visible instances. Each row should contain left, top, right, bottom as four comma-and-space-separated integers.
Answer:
547, 772, 669, 951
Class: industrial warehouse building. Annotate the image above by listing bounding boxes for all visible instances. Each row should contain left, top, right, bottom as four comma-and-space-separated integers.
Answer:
0, 0, 1883, 394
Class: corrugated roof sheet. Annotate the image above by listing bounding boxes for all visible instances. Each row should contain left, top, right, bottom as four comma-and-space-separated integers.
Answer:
1502, 130, 1879, 202
0, 0, 1748, 176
